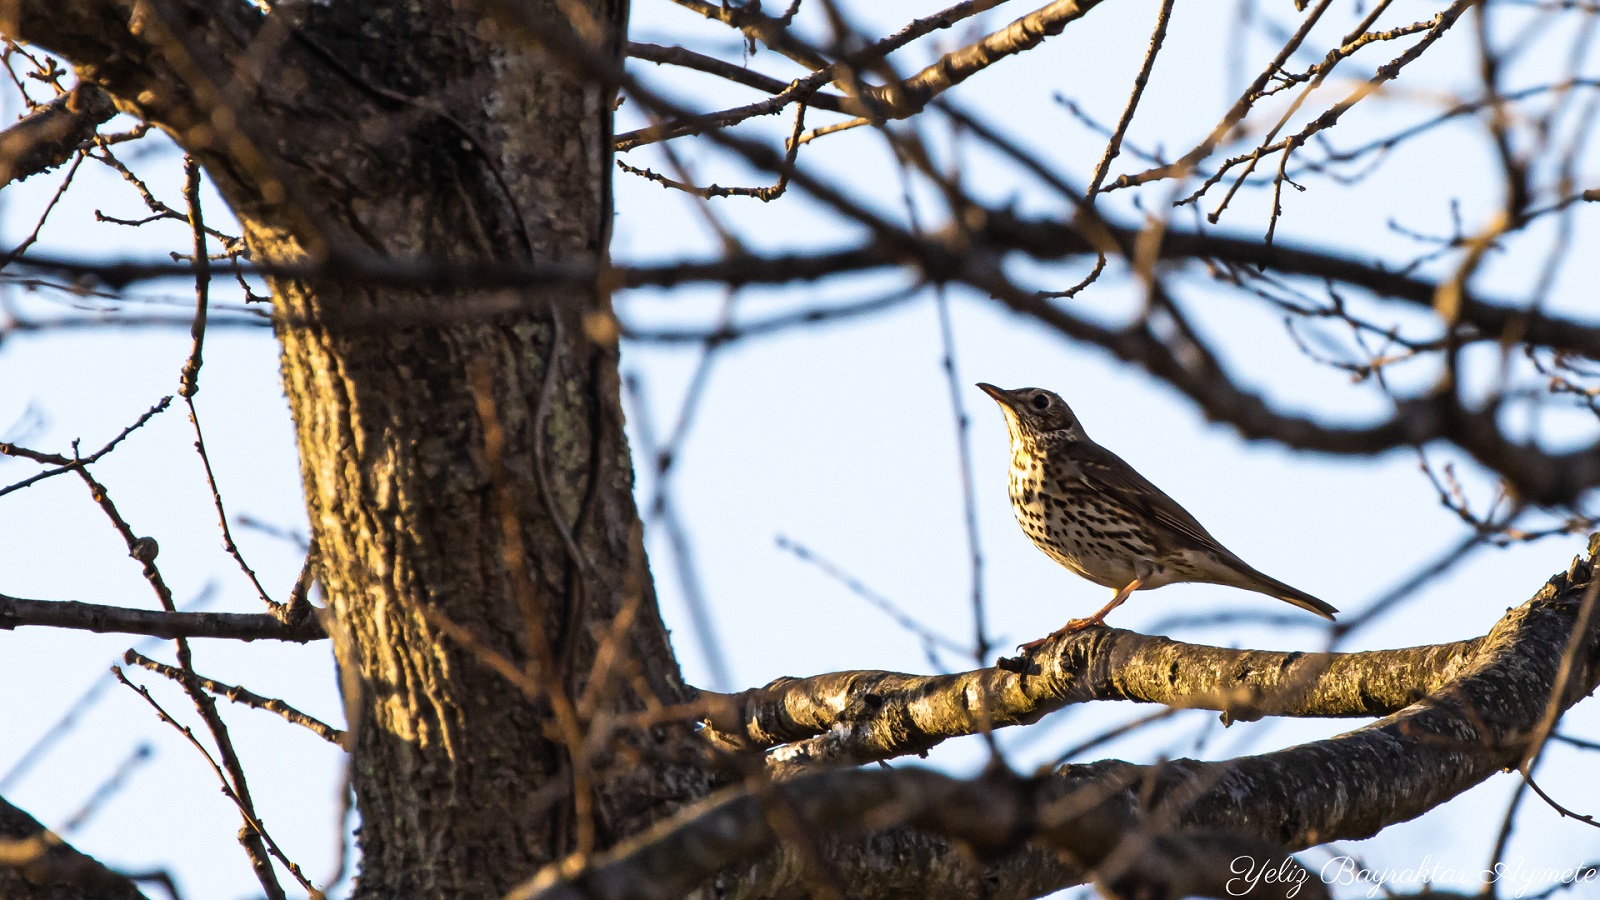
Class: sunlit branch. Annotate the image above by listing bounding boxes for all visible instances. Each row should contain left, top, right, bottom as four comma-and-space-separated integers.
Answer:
700, 624, 1480, 774
527, 540, 1600, 898
0, 593, 326, 642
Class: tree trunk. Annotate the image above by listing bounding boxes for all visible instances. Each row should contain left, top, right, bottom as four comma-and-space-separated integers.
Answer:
9, 2, 1600, 897
1, 0, 708, 894
264, 3, 712, 894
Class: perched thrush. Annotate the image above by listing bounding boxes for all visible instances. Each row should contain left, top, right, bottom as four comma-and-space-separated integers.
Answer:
978, 383, 1336, 650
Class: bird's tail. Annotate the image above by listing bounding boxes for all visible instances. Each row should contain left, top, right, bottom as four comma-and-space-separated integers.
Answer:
1233, 566, 1338, 621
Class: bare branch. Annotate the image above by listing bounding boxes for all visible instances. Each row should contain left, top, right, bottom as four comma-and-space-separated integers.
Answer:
625, 42, 848, 113
526, 537, 1600, 898
1085, 0, 1174, 198
0, 83, 117, 188
112, 668, 322, 897
0, 593, 326, 642
700, 621, 1480, 773
868, 0, 1107, 120
123, 649, 346, 746
619, 0, 1040, 148
10, 219, 1600, 507
0, 795, 147, 900
14, 213, 1600, 361
513, 764, 1324, 900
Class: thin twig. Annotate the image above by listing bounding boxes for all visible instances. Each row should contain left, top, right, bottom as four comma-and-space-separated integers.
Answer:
0, 397, 172, 499
123, 649, 347, 746
113, 667, 323, 897
1085, 0, 1174, 198
56, 742, 155, 836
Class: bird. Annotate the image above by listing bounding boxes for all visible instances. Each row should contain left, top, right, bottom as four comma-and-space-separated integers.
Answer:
976, 383, 1336, 651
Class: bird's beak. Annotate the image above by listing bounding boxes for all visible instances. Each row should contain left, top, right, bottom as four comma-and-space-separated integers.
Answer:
976, 382, 1012, 407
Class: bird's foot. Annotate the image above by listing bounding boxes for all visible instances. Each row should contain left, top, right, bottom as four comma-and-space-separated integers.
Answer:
999, 618, 1108, 673
1059, 614, 1108, 634
1013, 616, 1107, 655
1014, 635, 1051, 654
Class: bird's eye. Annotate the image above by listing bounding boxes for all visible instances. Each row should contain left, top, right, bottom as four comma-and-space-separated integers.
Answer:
1031, 393, 1050, 410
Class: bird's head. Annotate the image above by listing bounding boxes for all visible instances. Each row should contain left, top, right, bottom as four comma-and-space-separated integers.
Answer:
976, 383, 1086, 448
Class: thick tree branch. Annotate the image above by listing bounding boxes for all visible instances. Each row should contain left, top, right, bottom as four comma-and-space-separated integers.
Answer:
0, 0, 249, 158
0, 796, 146, 900
701, 629, 1477, 774
515, 765, 1324, 900
0, 84, 117, 188
16, 215, 1600, 358
983, 211, 1600, 360
527, 536, 1600, 899
12, 216, 1600, 506
0, 592, 326, 642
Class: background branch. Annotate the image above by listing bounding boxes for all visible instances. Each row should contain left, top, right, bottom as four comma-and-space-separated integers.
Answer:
0, 795, 146, 900
0, 83, 117, 187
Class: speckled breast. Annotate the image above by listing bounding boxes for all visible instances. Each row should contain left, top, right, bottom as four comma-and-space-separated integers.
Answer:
1007, 450, 1152, 589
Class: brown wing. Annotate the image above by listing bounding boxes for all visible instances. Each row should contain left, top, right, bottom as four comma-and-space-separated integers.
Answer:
1066, 440, 1241, 561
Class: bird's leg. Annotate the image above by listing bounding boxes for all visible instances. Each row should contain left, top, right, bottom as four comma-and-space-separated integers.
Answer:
1018, 578, 1143, 653
1072, 578, 1141, 628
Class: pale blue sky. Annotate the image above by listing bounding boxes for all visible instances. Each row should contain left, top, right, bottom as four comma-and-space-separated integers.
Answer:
2, 1, 1598, 896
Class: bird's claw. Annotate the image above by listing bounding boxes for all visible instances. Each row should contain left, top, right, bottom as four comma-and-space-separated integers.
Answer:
1011, 616, 1107, 658
1059, 616, 1106, 633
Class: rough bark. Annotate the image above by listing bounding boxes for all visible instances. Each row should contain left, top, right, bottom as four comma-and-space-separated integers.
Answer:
527, 543, 1600, 898
8, 2, 1600, 899
2, 0, 709, 894
0, 84, 117, 188
704, 629, 1478, 775
516, 761, 1332, 899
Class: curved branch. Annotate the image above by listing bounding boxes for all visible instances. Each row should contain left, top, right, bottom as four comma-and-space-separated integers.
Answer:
701, 628, 1478, 774
514, 765, 1324, 900
971, 268, 1600, 507
980, 211, 1600, 360
525, 536, 1600, 899
13, 228, 1600, 503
